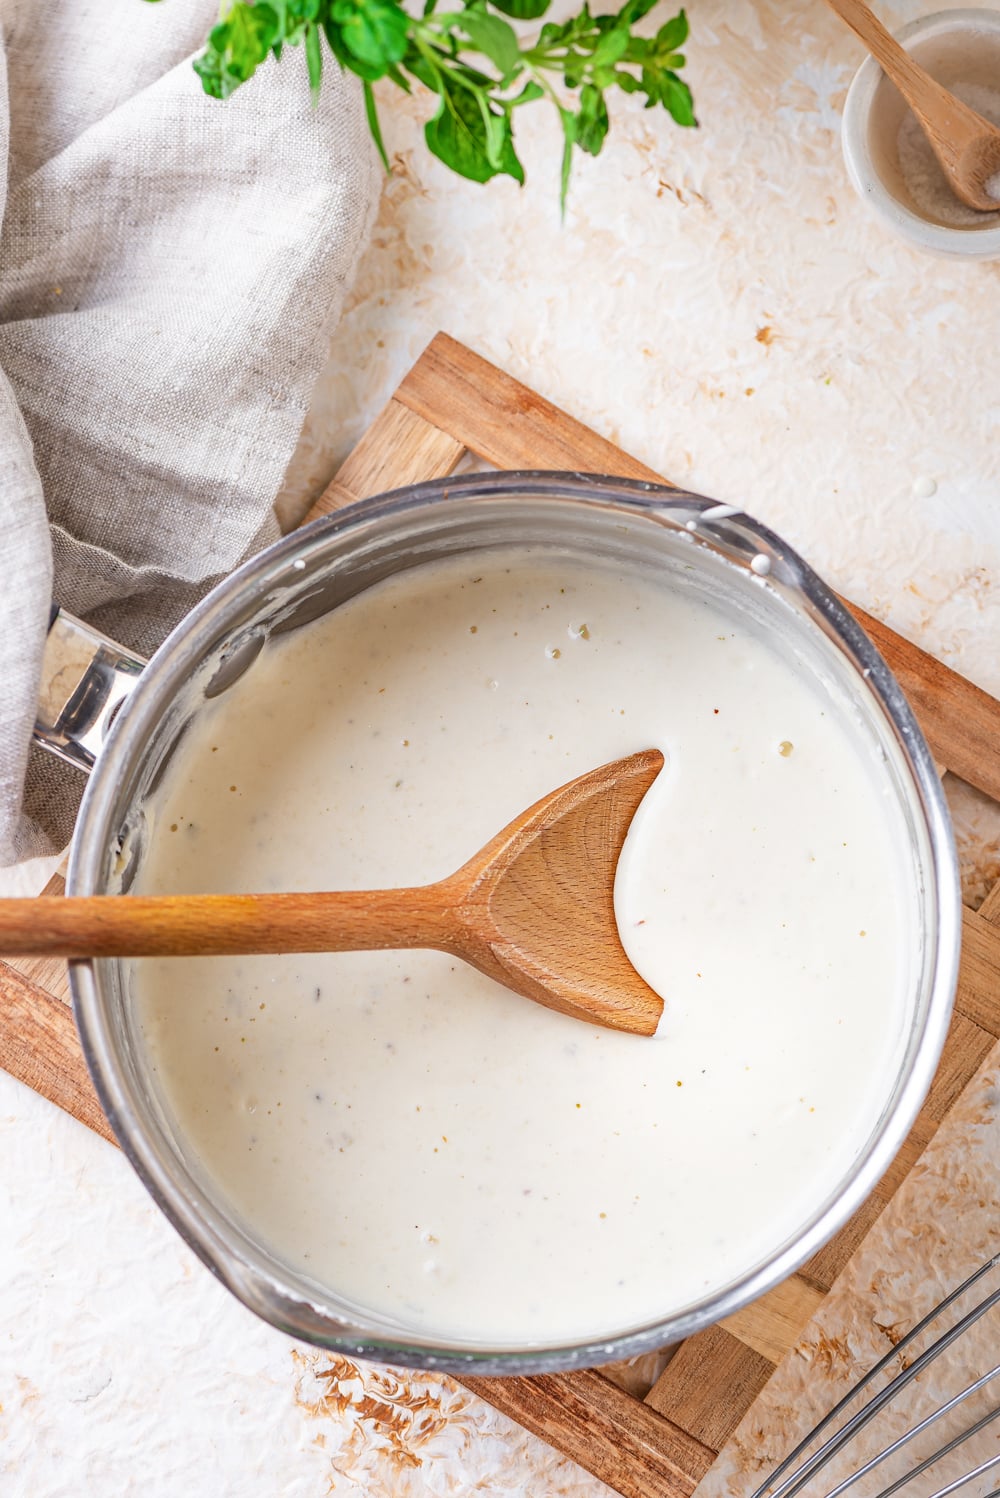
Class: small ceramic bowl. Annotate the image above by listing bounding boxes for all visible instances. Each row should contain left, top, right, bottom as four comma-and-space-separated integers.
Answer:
841, 7, 1000, 260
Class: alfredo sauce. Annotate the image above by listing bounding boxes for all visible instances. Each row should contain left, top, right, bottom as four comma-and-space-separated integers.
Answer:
130, 549, 914, 1345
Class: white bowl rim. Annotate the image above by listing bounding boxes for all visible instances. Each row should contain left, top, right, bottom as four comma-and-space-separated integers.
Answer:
841, 6, 1000, 259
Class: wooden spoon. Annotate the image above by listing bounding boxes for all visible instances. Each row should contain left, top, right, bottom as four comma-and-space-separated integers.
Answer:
0, 749, 665, 1037
826, 0, 1000, 212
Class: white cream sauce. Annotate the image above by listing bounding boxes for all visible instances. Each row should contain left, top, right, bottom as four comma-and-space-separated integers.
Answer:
131, 549, 913, 1346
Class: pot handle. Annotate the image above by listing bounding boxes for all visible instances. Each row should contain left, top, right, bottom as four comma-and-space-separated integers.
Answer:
34, 607, 147, 775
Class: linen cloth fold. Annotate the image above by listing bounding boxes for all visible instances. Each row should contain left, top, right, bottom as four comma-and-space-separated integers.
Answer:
0, 0, 379, 865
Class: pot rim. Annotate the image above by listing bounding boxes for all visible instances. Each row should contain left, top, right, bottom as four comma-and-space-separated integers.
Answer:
67, 472, 961, 1376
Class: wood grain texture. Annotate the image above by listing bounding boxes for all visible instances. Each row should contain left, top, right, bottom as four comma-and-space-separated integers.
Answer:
920, 1010, 999, 1122
799, 1190, 889, 1293
305, 398, 464, 521
846, 604, 1000, 805
0, 961, 114, 1144
463, 1369, 716, 1498
0, 886, 460, 959
958, 908, 1000, 1033
397, 333, 665, 481
976, 878, 1000, 927
5, 871, 72, 1003
443, 746, 664, 1034
644, 1325, 775, 1452
720, 1273, 826, 1364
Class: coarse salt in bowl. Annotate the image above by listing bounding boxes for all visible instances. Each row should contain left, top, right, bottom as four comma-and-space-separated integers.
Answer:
841, 7, 1000, 260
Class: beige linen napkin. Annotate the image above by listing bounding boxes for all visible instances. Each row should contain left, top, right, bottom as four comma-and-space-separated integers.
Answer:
0, 0, 379, 864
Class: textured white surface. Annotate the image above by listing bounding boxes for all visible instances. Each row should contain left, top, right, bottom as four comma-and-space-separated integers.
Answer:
3, 0, 1000, 1493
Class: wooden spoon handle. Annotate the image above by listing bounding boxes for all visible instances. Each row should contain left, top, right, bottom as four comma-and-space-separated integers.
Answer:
0, 889, 458, 959
824, 0, 971, 130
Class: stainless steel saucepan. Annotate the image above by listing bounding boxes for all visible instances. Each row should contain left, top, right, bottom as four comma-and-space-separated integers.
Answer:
30, 472, 961, 1376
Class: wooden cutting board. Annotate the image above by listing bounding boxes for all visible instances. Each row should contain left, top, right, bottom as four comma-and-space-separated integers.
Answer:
4, 332, 1000, 1498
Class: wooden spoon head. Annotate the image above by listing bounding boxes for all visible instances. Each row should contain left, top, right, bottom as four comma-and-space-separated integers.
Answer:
450, 749, 666, 1037
915, 89, 1000, 211
953, 130, 1000, 212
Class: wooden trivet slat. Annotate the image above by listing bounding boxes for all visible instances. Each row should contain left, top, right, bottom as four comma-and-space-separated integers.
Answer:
4, 332, 1000, 1498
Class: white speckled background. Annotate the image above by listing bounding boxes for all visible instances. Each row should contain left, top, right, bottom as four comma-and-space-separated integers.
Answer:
3, 1, 1000, 1492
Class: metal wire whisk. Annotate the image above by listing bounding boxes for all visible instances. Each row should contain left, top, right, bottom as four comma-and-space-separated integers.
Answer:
752, 1253, 1000, 1498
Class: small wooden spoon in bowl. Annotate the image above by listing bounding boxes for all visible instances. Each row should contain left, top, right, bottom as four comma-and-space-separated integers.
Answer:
0, 749, 666, 1037
826, 0, 1000, 212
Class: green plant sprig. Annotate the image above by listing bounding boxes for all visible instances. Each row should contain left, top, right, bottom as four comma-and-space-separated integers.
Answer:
173, 0, 695, 208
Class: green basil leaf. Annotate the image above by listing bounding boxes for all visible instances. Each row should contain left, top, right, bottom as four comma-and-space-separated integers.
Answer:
305, 20, 323, 99
574, 81, 609, 154
444, 58, 497, 88
658, 70, 696, 125
455, 9, 520, 75
590, 24, 628, 68
386, 60, 411, 90
425, 109, 493, 181
186, 0, 697, 208
323, 16, 388, 78
363, 79, 391, 169
509, 78, 544, 106
558, 105, 576, 214
488, 0, 552, 21
655, 9, 688, 51
538, 6, 592, 44
193, 4, 282, 98
192, 47, 229, 99
618, 0, 658, 24
480, 99, 508, 168
425, 78, 524, 183
221, 3, 281, 78
406, 50, 443, 91
330, 0, 409, 69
